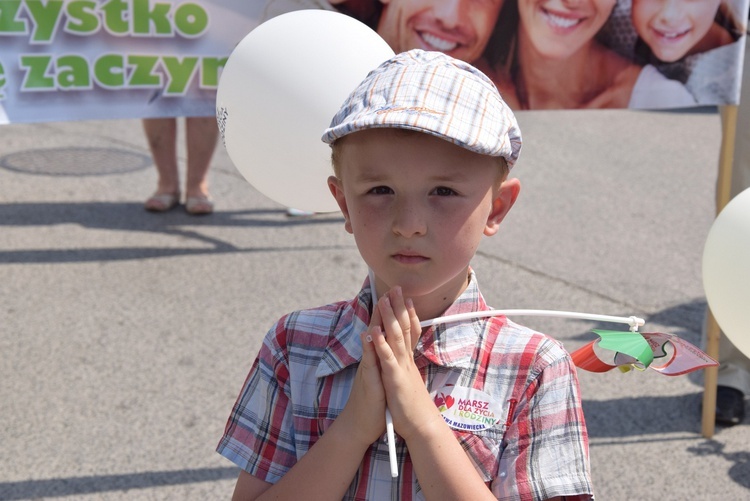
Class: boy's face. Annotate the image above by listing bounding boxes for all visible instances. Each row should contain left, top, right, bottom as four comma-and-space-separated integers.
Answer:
518, 0, 616, 60
376, 0, 503, 64
632, 0, 721, 62
328, 129, 519, 307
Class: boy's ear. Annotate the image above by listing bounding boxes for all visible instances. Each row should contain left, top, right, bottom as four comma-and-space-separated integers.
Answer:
484, 178, 521, 237
328, 176, 353, 234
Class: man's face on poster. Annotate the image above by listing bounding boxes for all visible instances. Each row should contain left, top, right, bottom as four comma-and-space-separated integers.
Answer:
377, 0, 504, 63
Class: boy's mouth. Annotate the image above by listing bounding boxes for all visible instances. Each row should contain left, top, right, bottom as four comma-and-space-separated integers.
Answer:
392, 252, 429, 264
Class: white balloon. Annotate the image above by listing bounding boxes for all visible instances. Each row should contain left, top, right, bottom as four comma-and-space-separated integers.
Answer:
702, 186, 750, 357
216, 10, 394, 213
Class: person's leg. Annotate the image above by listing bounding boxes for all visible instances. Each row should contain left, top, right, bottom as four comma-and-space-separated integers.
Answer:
143, 117, 180, 210
184, 116, 219, 214
185, 116, 217, 198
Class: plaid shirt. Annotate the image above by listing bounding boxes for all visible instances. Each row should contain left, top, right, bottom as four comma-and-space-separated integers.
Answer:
217, 271, 593, 500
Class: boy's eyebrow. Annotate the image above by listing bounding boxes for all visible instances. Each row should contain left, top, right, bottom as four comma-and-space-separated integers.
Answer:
351, 170, 472, 184
351, 170, 387, 183
429, 172, 471, 183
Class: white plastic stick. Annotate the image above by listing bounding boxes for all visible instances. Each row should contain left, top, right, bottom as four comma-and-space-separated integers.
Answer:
419, 310, 645, 331
385, 408, 398, 477
368, 269, 399, 478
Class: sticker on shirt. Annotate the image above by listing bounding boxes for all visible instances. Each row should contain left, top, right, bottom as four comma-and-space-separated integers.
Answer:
433, 385, 504, 432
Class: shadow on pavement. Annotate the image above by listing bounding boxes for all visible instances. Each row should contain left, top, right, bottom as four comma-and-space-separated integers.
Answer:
0, 202, 347, 264
688, 441, 750, 489
582, 393, 746, 438
584, 393, 702, 437
0, 466, 239, 500
585, 391, 750, 492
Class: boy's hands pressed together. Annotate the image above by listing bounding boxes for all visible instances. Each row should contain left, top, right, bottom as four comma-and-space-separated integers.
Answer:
369, 286, 497, 500
335, 324, 388, 448
369, 287, 445, 442
334, 284, 440, 452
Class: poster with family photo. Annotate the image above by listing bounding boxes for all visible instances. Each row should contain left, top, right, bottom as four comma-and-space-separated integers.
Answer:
264, 0, 750, 109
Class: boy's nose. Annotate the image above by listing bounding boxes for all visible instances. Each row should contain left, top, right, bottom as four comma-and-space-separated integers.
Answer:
391, 200, 427, 237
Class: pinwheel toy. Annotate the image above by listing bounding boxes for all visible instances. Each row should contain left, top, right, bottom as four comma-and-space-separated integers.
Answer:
419, 309, 718, 376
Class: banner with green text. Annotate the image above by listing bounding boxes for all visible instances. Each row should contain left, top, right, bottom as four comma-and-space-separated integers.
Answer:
0, 0, 268, 124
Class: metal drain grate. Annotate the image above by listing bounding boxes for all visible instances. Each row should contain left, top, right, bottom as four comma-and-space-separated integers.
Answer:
0, 147, 152, 176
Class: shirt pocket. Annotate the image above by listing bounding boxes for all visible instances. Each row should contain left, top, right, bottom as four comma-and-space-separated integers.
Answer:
452, 425, 505, 482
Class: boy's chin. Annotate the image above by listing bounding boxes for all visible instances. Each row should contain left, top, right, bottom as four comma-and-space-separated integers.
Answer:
374, 273, 470, 302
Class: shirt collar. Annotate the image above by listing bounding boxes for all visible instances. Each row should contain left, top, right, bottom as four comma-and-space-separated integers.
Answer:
415, 270, 491, 369
315, 276, 373, 378
315, 270, 492, 377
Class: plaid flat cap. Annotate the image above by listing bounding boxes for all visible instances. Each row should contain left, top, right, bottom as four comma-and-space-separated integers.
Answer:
321, 49, 522, 168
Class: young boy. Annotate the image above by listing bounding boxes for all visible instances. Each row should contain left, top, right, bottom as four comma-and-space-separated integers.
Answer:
217, 49, 593, 500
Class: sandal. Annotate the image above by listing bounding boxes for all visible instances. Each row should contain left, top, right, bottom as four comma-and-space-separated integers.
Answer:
185, 195, 214, 215
145, 192, 180, 212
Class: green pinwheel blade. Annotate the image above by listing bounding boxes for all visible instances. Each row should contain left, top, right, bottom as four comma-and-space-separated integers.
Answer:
592, 330, 654, 368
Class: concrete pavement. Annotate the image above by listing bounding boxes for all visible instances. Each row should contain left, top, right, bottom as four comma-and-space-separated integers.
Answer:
1, 109, 748, 500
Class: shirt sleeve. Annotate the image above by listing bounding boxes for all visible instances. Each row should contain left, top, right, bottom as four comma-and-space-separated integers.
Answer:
216, 318, 298, 483
493, 340, 594, 501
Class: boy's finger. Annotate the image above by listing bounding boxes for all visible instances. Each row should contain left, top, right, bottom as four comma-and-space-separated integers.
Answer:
368, 294, 399, 366
378, 294, 407, 354
359, 327, 378, 368
389, 287, 413, 347
405, 297, 421, 347
360, 327, 389, 392
369, 297, 383, 328
369, 325, 396, 368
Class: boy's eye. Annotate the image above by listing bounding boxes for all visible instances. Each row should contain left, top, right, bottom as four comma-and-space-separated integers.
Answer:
368, 186, 393, 195
433, 186, 458, 196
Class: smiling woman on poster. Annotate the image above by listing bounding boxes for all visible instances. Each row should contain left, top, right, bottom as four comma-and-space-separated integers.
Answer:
484, 0, 696, 109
